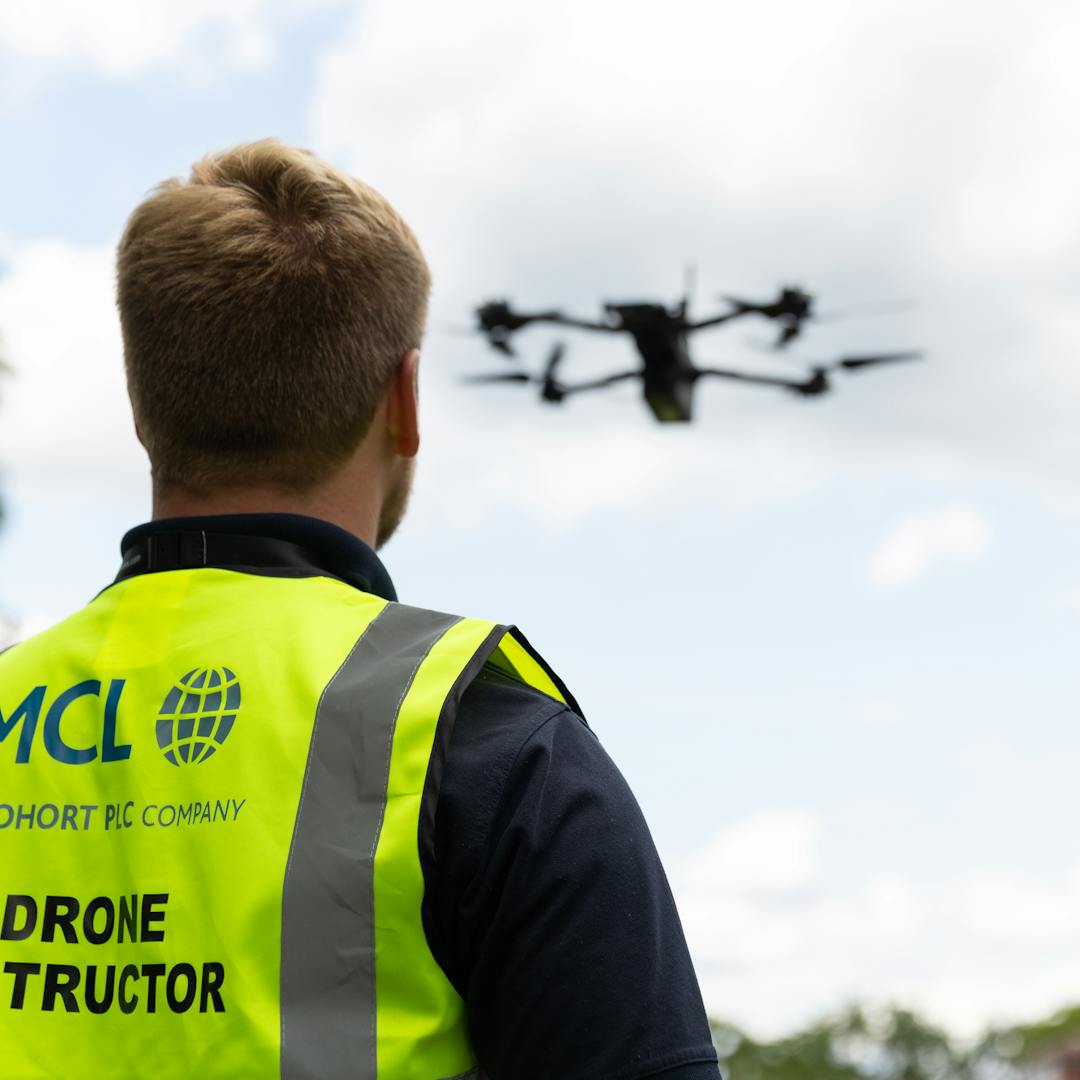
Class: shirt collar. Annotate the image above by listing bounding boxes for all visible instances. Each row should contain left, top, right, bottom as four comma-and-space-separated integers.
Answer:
116, 513, 397, 602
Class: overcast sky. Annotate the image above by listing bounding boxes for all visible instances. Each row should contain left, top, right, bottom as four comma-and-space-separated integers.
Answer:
3, 0, 1080, 1040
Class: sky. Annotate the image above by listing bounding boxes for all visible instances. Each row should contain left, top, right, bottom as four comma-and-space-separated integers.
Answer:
2, 0, 1080, 1042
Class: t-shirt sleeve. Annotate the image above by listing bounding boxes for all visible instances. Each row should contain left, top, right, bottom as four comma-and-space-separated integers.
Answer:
423, 666, 720, 1080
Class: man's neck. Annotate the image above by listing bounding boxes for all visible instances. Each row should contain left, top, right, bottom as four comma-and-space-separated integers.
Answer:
152, 485, 381, 551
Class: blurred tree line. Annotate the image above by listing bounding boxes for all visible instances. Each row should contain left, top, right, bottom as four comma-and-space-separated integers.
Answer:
712, 1003, 1080, 1079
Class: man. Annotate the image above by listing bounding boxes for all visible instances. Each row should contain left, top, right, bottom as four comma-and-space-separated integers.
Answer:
0, 140, 720, 1079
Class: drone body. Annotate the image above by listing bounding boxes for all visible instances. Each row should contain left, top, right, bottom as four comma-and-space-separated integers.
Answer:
465, 283, 921, 423
606, 303, 697, 421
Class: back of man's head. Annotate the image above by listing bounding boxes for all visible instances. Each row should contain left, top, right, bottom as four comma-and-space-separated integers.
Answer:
117, 139, 431, 491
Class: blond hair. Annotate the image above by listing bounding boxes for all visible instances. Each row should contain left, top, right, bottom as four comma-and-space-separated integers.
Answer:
117, 139, 431, 489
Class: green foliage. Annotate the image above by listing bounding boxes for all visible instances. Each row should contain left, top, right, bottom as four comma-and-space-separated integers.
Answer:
712, 1015, 863, 1080
710, 1004, 1042, 1080
993, 1003, 1080, 1067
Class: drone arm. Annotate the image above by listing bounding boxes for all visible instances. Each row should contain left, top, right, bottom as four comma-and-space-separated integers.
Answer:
686, 310, 745, 331
533, 313, 621, 333
478, 306, 612, 337
559, 369, 643, 395
693, 367, 806, 391
498, 310, 560, 332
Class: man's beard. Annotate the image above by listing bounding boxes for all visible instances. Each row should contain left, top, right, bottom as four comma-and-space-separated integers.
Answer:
375, 456, 416, 550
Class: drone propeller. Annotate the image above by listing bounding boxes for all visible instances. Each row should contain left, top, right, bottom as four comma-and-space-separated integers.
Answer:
694, 348, 923, 398
542, 342, 566, 383
776, 321, 803, 348
440, 323, 486, 340
832, 350, 923, 370
462, 371, 532, 384
814, 299, 916, 323
744, 335, 794, 353
475, 300, 515, 332
472, 300, 528, 357
538, 343, 568, 401
462, 342, 568, 397
791, 350, 923, 393
771, 299, 913, 347
440, 319, 519, 358
718, 293, 756, 314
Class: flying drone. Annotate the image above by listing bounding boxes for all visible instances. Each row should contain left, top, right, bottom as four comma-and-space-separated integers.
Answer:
463, 281, 922, 423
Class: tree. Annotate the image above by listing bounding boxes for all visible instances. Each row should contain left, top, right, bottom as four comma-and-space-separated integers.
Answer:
711, 1004, 1029, 1080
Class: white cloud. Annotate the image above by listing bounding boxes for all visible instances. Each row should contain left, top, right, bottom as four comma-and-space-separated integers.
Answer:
907, 963, 1080, 1043
959, 870, 1080, 947
305, 0, 1080, 524
0, 240, 145, 490
0, 0, 343, 79
683, 810, 820, 897
673, 811, 922, 1034
674, 811, 1080, 1039
866, 504, 992, 589
675, 811, 922, 967
7, 2, 1080, 533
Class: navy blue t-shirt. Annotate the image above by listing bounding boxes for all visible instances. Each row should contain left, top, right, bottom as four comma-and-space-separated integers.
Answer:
117, 515, 720, 1080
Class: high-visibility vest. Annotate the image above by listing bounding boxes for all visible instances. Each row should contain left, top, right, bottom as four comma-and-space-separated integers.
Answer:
0, 567, 573, 1079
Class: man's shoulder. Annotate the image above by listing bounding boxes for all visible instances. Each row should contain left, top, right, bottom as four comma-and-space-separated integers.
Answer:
434, 660, 590, 848
456, 661, 583, 746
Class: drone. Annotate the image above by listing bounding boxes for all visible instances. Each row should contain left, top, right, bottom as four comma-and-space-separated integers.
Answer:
464, 283, 922, 423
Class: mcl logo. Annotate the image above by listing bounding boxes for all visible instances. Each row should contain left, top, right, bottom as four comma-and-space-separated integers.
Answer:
0, 680, 130, 764
0, 667, 240, 766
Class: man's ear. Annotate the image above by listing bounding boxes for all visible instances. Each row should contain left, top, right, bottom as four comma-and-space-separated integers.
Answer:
134, 419, 146, 449
385, 348, 420, 458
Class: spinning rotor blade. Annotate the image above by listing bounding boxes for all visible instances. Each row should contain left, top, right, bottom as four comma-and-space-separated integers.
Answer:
542, 342, 567, 382
719, 294, 758, 311
745, 336, 795, 353
815, 300, 916, 322
444, 317, 519, 358
775, 322, 803, 349
836, 350, 923, 370
462, 372, 533, 385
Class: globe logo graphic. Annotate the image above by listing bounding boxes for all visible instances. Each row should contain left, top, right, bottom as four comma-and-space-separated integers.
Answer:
156, 667, 240, 766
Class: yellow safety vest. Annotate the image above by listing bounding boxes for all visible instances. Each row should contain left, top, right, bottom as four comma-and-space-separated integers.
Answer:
0, 567, 571, 1079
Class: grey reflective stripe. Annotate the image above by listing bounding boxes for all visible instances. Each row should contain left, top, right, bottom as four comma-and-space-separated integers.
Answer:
280, 603, 463, 1080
